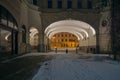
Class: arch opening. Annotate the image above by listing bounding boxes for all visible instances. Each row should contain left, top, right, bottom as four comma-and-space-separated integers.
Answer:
45, 20, 96, 51
29, 27, 39, 52
45, 20, 96, 40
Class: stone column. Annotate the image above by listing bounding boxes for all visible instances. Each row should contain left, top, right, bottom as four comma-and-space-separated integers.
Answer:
17, 29, 22, 54
26, 29, 31, 53
53, 0, 57, 8
72, 0, 77, 9
38, 29, 45, 52
43, 0, 47, 8
62, 0, 67, 9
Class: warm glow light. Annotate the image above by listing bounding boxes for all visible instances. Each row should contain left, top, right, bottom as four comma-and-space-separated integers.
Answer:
29, 27, 39, 46
48, 30, 80, 40
50, 32, 79, 49
45, 20, 96, 40
30, 27, 39, 38
46, 26, 88, 39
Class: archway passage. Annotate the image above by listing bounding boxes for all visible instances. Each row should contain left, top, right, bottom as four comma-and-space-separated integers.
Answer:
45, 20, 96, 39
45, 20, 96, 52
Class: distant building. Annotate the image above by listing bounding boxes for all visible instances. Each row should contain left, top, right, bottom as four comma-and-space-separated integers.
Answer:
50, 32, 79, 49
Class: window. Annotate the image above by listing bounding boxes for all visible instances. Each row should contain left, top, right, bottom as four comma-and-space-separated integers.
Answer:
0, 5, 18, 30
69, 34, 71, 37
65, 39, 67, 42
67, 0, 72, 9
65, 34, 67, 37
72, 34, 74, 37
58, 0, 62, 8
77, 0, 82, 9
61, 34, 63, 37
33, 0, 37, 5
48, 0, 53, 8
87, 0, 92, 9
0, 6, 7, 25
101, 0, 107, 7
0, 5, 18, 54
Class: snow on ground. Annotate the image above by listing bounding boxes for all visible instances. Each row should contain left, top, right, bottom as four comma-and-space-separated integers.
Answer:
32, 52, 120, 80
1, 51, 120, 80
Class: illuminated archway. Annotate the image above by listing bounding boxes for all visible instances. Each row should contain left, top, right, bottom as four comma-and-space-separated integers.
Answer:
45, 20, 96, 40
45, 20, 96, 50
29, 27, 39, 51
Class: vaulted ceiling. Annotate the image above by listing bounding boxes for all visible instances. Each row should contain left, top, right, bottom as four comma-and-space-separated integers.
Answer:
45, 20, 96, 40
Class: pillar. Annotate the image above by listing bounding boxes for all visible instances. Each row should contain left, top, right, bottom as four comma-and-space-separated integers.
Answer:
43, 0, 47, 8
53, 0, 57, 8
38, 30, 45, 52
62, 0, 67, 9
26, 29, 31, 53
72, 0, 77, 9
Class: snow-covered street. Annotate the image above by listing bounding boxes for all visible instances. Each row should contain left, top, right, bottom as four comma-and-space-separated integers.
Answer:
32, 53, 120, 80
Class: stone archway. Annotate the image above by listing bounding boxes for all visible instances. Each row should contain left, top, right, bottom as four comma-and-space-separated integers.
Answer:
29, 27, 40, 52
45, 20, 97, 53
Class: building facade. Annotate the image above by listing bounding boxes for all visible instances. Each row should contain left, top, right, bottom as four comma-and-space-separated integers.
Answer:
50, 32, 79, 49
0, 0, 115, 54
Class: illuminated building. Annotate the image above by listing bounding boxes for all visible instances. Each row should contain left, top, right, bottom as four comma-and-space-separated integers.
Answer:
50, 32, 79, 49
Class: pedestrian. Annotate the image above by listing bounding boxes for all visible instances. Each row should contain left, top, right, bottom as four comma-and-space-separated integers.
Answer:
66, 49, 68, 54
76, 48, 78, 54
55, 48, 57, 53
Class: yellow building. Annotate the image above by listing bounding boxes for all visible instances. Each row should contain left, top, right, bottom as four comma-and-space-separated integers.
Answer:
50, 32, 79, 49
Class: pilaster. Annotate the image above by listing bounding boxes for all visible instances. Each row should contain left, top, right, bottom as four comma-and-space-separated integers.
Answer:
72, 0, 77, 9
82, 0, 87, 9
